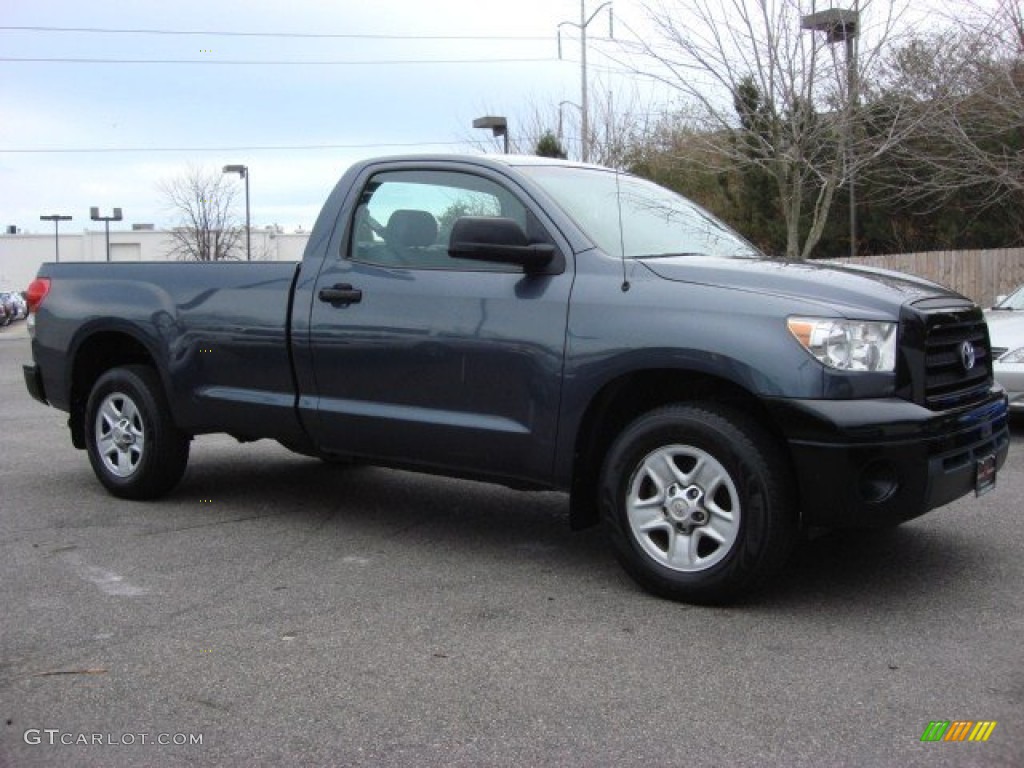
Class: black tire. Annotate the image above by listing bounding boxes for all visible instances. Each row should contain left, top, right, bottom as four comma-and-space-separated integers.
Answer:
600, 403, 796, 604
84, 365, 190, 500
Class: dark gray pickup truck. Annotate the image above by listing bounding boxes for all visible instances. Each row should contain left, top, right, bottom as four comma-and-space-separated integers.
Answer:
23, 155, 1010, 603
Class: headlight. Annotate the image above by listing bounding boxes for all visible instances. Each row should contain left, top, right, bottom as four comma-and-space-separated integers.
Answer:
999, 347, 1024, 364
787, 317, 897, 372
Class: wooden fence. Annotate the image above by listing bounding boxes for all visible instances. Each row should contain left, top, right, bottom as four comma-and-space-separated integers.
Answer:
828, 248, 1024, 308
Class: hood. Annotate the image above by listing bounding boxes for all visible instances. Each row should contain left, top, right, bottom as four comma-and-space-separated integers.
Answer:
983, 310, 1024, 349
638, 255, 962, 318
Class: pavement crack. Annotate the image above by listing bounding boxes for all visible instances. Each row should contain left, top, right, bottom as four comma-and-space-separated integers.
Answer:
136, 513, 289, 536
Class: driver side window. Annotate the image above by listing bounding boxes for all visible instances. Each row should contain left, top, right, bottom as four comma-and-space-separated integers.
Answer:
348, 169, 539, 271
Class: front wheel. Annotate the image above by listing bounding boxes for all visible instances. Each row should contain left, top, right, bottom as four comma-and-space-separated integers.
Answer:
84, 365, 190, 499
600, 404, 796, 604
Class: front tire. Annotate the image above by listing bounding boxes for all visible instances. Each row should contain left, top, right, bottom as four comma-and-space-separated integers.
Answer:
84, 365, 190, 499
600, 403, 796, 604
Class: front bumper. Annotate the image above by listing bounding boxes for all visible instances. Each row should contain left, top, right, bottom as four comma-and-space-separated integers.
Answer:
766, 390, 1010, 527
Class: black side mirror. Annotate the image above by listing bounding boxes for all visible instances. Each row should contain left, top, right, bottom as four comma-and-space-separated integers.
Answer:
448, 217, 556, 273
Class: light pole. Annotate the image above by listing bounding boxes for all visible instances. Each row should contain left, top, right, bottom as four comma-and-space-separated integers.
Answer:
39, 214, 72, 262
802, 7, 860, 258
89, 207, 122, 262
222, 164, 251, 261
558, 1, 613, 163
472, 116, 509, 154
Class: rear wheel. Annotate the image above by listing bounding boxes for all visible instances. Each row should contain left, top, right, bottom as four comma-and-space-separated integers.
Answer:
84, 365, 190, 499
600, 403, 796, 604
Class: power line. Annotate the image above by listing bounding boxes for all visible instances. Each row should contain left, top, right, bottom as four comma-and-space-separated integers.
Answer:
0, 24, 554, 41
0, 56, 558, 66
0, 140, 473, 154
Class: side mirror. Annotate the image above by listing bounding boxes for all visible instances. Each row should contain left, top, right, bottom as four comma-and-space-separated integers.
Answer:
448, 217, 556, 273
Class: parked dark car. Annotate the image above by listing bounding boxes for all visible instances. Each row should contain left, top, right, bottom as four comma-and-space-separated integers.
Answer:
21, 155, 1011, 603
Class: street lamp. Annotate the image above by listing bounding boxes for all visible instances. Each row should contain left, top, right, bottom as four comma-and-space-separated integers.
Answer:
472, 116, 509, 154
558, 1, 613, 163
89, 207, 122, 262
39, 214, 72, 262
802, 7, 860, 258
558, 100, 582, 143
222, 164, 251, 261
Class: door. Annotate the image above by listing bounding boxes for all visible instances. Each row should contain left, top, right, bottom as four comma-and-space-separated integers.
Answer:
307, 166, 573, 485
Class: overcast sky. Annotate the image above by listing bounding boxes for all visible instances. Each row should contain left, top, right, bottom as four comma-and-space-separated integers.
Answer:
1, 1, 977, 236
1, 0, 660, 234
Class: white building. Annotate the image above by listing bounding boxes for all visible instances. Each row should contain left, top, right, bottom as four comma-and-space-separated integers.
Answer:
0, 227, 311, 291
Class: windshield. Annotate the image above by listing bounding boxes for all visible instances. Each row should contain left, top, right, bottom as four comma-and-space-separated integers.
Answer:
994, 285, 1024, 310
520, 166, 760, 260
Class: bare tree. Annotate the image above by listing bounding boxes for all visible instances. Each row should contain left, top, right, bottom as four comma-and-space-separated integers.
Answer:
467, 86, 659, 168
159, 166, 244, 261
555, 84, 662, 168
616, 0, 910, 259
873, 0, 1023, 211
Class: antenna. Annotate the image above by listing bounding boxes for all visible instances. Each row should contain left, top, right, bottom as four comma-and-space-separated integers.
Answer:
614, 170, 629, 292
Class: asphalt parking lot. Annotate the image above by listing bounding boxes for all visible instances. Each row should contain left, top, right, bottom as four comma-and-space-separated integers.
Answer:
1, 320, 1022, 768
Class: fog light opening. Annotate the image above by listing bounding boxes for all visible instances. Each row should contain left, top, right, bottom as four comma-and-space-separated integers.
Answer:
858, 461, 899, 504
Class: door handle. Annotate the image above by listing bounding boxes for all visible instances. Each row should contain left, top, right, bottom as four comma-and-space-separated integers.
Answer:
318, 283, 363, 305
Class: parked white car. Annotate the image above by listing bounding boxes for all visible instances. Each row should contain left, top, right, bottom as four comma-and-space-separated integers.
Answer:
0, 291, 24, 324
985, 285, 1024, 412
10, 291, 27, 320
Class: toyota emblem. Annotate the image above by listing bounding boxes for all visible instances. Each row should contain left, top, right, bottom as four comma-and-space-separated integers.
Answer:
960, 340, 976, 371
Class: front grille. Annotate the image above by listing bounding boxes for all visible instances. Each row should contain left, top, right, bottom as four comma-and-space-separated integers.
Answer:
919, 305, 993, 410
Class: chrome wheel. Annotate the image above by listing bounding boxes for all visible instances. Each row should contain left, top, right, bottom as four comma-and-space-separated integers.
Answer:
626, 444, 740, 573
94, 392, 145, 478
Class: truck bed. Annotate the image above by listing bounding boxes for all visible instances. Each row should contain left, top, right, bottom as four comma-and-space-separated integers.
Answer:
31, 260, 305, 444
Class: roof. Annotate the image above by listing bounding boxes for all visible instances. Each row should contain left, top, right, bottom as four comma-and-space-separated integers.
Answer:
356, 153, 614, 173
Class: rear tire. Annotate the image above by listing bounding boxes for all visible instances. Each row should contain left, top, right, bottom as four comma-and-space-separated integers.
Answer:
600, 403, 796, 604
84, 365, 190, 499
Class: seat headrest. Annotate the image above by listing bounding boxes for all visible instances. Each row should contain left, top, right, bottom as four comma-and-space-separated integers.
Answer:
385, 209, 438, 248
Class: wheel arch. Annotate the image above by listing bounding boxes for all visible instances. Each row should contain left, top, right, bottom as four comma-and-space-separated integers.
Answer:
68, 327, 163, 449
568, 368, 791, 530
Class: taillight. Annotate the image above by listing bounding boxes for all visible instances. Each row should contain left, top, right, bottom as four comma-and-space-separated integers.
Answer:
26, 277, 51, 314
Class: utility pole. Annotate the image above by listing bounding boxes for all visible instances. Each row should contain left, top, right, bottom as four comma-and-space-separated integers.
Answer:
558, 2, 613, 163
